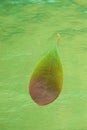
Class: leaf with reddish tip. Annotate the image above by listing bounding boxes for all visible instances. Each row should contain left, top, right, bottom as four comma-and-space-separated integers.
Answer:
29, 48, 63, 106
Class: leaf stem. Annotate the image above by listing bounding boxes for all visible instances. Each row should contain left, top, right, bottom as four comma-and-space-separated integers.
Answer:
56, 33, 61, 44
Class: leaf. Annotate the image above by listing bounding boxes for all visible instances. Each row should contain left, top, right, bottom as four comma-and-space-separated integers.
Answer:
29, 47, 63, 106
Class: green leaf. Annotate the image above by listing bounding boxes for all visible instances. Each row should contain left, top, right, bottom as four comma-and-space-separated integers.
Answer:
29, 47, 63, 106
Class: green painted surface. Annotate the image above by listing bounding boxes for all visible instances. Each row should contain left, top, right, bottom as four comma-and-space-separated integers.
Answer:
0, 0, 87, 129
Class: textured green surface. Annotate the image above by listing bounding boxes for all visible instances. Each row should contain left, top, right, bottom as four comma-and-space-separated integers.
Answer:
0, 0, 87, 130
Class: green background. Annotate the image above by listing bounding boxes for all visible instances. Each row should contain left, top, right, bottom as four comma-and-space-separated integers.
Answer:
0, 0, 87, 130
